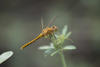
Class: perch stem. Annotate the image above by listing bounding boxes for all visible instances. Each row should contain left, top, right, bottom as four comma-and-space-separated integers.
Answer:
59, 51, 67, 67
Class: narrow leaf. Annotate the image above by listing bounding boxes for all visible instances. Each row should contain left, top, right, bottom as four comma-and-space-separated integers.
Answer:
62, 25, 68, 35
63, 45, 76, 50
0, 51, 14, 64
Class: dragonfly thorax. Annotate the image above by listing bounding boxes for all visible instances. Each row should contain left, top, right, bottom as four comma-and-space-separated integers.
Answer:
42, 25, 58, 36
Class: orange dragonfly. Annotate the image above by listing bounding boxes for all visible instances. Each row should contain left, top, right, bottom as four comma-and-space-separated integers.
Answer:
20, 16, 58, 50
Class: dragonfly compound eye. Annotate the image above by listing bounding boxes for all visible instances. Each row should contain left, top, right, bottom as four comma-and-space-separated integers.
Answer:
52, 25, 58, 31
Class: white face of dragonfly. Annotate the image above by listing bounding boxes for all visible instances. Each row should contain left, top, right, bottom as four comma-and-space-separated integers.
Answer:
0, 51, 14, 64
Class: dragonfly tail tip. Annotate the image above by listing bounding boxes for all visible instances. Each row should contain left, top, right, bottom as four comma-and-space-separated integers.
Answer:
20, 47, 24, 50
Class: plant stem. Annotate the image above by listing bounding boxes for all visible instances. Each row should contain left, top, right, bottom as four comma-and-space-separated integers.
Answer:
59, 51, 67, 67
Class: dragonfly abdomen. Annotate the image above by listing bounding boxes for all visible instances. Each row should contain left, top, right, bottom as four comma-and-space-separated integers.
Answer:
20, 33, 43, 50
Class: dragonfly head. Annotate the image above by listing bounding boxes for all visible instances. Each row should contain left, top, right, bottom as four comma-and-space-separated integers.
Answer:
51, 25, 58, 32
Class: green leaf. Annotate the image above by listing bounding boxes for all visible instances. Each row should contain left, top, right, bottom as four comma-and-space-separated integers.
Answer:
44, 48, 55, 56
38, 43, 54, 50
65, 32, 71, 39
50, 49, 61, 56
38, 46, 52, 50
62, 25, 68, 35
63, 45, 76, 50
0, 51, 13, 64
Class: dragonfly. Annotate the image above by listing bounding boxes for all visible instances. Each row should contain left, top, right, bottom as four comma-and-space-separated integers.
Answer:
20, 16, 58, 50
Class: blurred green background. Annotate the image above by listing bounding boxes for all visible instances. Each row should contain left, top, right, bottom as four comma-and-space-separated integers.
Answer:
0, 0, 100, 67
